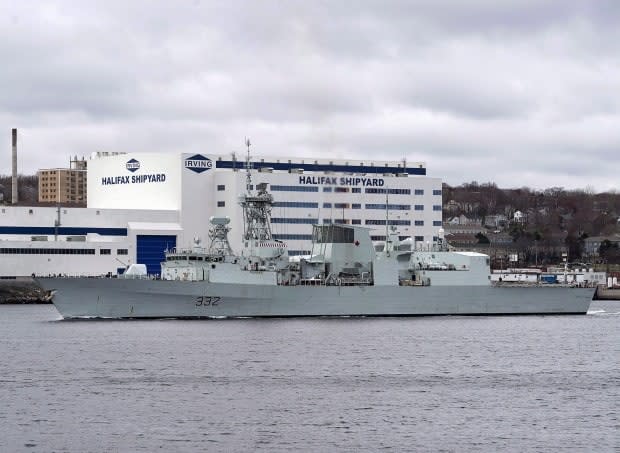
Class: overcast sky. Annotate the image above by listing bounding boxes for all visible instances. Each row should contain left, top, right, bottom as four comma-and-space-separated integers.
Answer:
1, 0, 619, 191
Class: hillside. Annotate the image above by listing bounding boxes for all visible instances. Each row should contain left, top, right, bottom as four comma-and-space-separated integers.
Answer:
443, 182, 620, 265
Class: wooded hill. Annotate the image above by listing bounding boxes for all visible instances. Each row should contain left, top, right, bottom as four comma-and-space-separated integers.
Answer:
443, 182, 620, 265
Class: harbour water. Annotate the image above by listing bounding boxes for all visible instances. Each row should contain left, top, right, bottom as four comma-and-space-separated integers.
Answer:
1, 301, 618, 452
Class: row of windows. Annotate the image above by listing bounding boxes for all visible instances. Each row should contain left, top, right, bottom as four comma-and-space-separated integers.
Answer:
271, 218, 319, 224
272, 234, 313, 240
288, 250, 312, 256
270, 202, 443, 211
323, 203, 356, 209
365, 204, 411, 210
365, 220, 411, 226
365, 188, 411, 194
265, 186, 440, 195
322, 186, 365, 193
273, 201, 320, 208
272, 218, 437, 226
270, 185, 319, 192
0, 248, 96, 255
0, 248, 129, 255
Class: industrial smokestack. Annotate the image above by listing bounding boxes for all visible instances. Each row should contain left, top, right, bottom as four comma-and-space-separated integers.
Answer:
12, 128, 18, 204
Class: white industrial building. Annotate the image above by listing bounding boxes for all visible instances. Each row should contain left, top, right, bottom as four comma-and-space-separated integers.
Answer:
0, 151, 443, 276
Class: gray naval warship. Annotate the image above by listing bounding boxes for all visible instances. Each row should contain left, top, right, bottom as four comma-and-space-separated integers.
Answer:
38, 153, 593, 319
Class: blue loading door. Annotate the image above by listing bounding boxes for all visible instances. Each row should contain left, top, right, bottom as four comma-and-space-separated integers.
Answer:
136, 235, 177, 276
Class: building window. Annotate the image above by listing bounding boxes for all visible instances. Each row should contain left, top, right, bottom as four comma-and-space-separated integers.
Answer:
433, 205, 442, 211
415, 189, 424, 195
117, 249, 128, 255
100, 249, 111, 255
217, 185, 225, 191
323, 203, 332, 208
217, 201, 225, 207
288, 250, 312, 256
334, 203, 349, 209
323, 187, 332, 192
415, 236, 424, 242
433, 221, 442, 226
433, 189, 442, 196
414, 205, 424, 211
351, 219, 361, 224
334, 187, 349, 193
415, 220, 424, 226
352, 188, 361, 193
352, 203, 361, 209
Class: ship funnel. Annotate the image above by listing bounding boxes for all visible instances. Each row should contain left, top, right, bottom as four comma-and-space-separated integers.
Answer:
11, 128, 18, 204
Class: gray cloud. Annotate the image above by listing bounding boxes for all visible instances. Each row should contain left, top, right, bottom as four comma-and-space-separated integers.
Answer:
0, 0, 619, 191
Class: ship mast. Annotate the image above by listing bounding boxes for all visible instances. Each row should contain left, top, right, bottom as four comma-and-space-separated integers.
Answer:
238, 139, 274, 241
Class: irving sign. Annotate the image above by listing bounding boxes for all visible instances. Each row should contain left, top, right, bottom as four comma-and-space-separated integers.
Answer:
184, 154, 213, 173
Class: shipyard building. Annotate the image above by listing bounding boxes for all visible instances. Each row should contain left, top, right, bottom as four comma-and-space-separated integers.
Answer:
0, 152, 442, 277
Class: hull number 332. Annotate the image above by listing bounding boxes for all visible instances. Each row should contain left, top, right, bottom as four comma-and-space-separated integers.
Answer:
195, 296, 221, 306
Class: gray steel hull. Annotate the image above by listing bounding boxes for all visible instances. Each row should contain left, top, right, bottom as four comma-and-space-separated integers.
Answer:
38, 278, 594, 319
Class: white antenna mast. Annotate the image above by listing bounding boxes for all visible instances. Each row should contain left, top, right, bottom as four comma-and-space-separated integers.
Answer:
244, 138, 252, 194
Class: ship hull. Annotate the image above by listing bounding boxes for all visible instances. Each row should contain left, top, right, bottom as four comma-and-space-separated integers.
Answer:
37, 278, 593, 319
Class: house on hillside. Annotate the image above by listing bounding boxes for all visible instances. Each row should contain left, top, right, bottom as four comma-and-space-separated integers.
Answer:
447, 214, 482, 226
484, 214, 508, 229
513, 210, 525, 223
583, 235, 620, 256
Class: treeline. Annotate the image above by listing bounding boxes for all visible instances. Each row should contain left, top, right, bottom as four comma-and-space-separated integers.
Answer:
0, 175, 39, 205
443, 181, 620, 264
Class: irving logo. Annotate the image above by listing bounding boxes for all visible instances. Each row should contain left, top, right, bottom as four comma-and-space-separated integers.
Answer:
126, 159, 140, 173
184, 154, 212, 173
